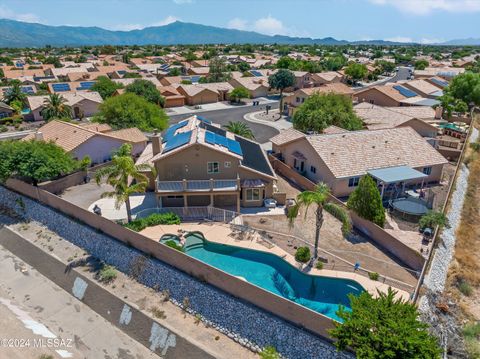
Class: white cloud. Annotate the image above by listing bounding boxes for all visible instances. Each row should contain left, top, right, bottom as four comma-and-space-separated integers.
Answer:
227, 15, 308, 37
173, 0, 194, 4
227, 18, 248, 31
369, 0, 480, 15
253, 15, 287, 36
385, 36, 413, 43
110, 16, 179, 31
419, 37, 443, 44
0, 5, 41, 23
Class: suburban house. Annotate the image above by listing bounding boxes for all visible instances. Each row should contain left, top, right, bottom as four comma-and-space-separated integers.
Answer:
311, 71, 344, 86
47, 81, 97, 93
159, 75, 204, 86
0, 102, 14, 118
355, 84, 429, 107
283, 83, 354, 116
413, 67, 465, 80
0, 85, 36, 100
354, 102, 439, 138
228, 77, 270, 98
270, 126, 447, 197
176, 82, 233, 105
400, 79, 444, 99
136, 116, 277, 212
187, 67, 210, 76
291, 71, 314, 90
23, 120, 147, 164
157, 86, 186, 108
25, 92, 103, 121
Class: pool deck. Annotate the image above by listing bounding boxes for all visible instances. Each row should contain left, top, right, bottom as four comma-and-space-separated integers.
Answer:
141, 223, 411, 301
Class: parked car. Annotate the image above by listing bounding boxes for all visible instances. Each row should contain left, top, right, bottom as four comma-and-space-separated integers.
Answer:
264, 198, 277, 209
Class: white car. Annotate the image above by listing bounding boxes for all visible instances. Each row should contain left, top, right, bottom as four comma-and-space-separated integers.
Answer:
264, 198, 277, 209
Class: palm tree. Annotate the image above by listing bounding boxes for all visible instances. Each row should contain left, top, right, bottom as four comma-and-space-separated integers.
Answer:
224, 121, 255, 139
95, 144, 156, 223
41, 93, 72, 121
287, 183, 330, 259
4, 81, 26, 105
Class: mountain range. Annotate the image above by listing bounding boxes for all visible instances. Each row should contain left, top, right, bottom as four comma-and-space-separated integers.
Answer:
0, 19, 478, 47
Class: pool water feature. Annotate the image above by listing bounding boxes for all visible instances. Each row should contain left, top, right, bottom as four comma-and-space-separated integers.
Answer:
183, 232, 364, 322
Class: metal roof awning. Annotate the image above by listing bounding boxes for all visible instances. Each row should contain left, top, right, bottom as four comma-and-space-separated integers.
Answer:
368, 165, 427, 184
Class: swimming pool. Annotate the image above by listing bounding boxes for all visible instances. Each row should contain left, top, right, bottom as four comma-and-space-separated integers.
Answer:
183, 232, 364, 322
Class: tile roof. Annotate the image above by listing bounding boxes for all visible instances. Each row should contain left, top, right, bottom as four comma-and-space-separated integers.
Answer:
270, 128, 306, 146
299, 83, 353, 96
402, 79, 443, 96
305, 127, 447, 178
22, 120, 145, 152
27, 92, 103, 111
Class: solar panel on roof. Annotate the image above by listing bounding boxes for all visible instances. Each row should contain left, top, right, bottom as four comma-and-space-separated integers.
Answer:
250, 70, 263, 77
393, 85, 417, 98
21, 86, 34, 94
52, 83, 71, 92
227, 139, 243, 156
163, 130, 192, 153
163, 120, 188, 143
430, 78, 448, 88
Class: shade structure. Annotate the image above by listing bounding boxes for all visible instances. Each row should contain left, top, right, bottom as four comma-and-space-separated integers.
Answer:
368, 165, 427, 184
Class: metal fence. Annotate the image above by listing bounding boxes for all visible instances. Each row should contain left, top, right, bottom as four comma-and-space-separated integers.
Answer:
134, 206, 243, 225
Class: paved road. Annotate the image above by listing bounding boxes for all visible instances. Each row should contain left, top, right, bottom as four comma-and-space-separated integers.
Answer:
0, 242, 158, 359
380, 66, 411, 84
169, 102, 280, 144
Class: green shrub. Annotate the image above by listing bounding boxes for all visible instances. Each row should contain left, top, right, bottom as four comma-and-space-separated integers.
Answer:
124, 212, 181, 231
324, 202, 352, 236
368, 272, 379, 281
295, 246, 311, 263
260, 346, 280, 359
316, 261, 324, 270
458, 280, 473, 296
463, 323, 480, 358
470, 142, 480, 152
165, 239, 184, 252
0, 125, 7, 133
98, 265, 117, 283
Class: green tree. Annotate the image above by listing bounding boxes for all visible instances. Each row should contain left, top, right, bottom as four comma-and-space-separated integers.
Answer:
4, 82, 26, 105
322, 55, 347, 71
268, 69, 296, 114
292, 92, 363, 132
237, 62, 250, 72
330, 288, 441, 359
347, 175, 385, 227
276, 56, 294, 69
229, 87, 250, 103
414, 59, 429, 70
442, 72, 480, 108
41, 94, 72, 121
287, 183, 331, 258
344, 63, 368, 83
375, 60, 396, 75
0, 140, 80, 185
94, 93, 168, 132
125, 79, 165, 106
123, 72, 142, 79
207, 56, 231, 83
224, 121, 254, 139
91, 76, 123, 99
95, 143, 155, 223
419, 210, 450, 230
168, 67, 181, 76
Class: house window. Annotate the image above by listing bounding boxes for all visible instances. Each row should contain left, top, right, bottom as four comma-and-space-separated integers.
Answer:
296, 97, 301, 103
348, 176, 360, 187
246, 188, 260, 201
207, 162, 219, 174
422, 167, 432, 175
224, 161, 231, 168
310, 166, 316, 174
0, 112, 9, 119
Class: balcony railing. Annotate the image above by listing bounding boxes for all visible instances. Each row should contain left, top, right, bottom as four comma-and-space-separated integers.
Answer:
156, 178, 239, 193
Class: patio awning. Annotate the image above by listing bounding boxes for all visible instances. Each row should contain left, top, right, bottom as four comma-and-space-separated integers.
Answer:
367, 165, 427, 184
241, 179, 266, 188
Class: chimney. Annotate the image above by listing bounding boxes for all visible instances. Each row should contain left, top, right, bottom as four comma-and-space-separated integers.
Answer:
150, 130, 162, 155
35, 131, 44, 141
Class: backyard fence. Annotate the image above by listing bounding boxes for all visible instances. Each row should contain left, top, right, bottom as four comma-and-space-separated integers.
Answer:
135, 206, 243, 225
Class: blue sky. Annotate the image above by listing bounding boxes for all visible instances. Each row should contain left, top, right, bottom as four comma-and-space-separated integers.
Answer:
0, 0, 479, 42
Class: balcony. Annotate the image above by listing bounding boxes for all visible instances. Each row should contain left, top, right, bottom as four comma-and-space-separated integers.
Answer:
156, 178, 239, 193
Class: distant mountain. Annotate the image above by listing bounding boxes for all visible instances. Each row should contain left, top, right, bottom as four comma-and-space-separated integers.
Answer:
440, 38, 480, 46
0, 19, 414, 47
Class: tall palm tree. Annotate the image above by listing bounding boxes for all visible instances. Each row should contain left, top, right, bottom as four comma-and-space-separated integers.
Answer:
224, 121, 255, 140
4, 81, 26, 105
41, 93, 72, 121
95, 144, 156, 223
287, 183, 330, 259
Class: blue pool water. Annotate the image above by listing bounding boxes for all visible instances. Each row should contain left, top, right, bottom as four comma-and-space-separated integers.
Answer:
183, 232, 364, 322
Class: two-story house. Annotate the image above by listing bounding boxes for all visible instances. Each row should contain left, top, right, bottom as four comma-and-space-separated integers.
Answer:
136, 116, 277, 212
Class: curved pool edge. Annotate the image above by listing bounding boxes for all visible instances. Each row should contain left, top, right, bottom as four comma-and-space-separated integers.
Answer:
180, 231, 411, 303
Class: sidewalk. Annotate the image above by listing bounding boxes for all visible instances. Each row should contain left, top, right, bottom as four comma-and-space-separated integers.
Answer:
166, 97, 277, 116
244, 109, 292, 149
